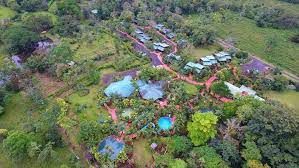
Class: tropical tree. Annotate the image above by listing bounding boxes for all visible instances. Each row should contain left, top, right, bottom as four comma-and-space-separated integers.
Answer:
210, 81, 230, 97
187, 112, 218, 146
56, 0, 81, 18
3, 131, 33, 160
0, 105, 4, 115
219, 118, 243, 144
244, 102, 299, 167
169, 159, 187, 168
171, 136, 193, 157
56, 98, 77, 131
23, 13, 54, 33
216, 140, 241, 167
19, 0, 48, 12
37, 142, 57, 164
48, 43, 73, 65
77, 120, 102, 147
0, 128, 8, 140
190, 146, 229, 168
3, 25, 39, 54
241, 141, 262, 161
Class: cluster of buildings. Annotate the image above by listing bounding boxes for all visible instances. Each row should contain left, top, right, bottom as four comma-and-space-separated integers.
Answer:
183, 51, 232, 74
104, 76, 164, 101
135, 29, 152, 43
155, 24, 176, 39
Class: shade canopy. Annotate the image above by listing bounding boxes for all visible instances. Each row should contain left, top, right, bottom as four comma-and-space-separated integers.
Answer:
98, 136, 125, 160
137, 80, 164, 100
104, 76, 135, 98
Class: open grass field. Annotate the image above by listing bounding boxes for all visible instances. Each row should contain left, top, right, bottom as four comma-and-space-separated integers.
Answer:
190, 45, 219, 59
265, 90, 299, 113
211, 11, 299, 75
210, 0, 299, 14
133, 139, 153, 168
68, 85, 110, 121
0, 5, 15, 19
64, 31, 116, 61
21, 11, 58, 24
183, 82, 198, 96
0, 93, 32, 129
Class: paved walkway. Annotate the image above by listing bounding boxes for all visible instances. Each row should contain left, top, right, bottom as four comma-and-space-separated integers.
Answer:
104, 104, 118, 123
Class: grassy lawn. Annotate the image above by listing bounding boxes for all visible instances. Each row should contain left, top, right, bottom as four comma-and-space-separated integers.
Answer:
65, 31, 116, 61
0, 55, 4, 67
21, 11, 58, 24
0, 93, 73, 167
190, 45, 219, 59
264, 90, 299, 113
133, 139, 153, 168
0, 5, 15, 19
0, 93, 33, 130
212, 11, 299, 75
0, 145, 72, 168
68, 84, 109, 121
183, 83, 198, 96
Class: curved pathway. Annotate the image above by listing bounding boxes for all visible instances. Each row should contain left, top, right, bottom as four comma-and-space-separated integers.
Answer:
104, 104, 118, 123
118, 27, 233, 102
118, 29, 204, 86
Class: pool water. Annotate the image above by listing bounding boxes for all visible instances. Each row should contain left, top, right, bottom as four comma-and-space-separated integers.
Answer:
158, 117, 173, 130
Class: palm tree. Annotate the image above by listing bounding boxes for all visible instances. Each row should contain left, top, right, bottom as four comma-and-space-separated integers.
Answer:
219, 118, 243, 146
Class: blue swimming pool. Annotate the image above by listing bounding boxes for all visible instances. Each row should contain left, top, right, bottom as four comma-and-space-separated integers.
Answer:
158, 117, 173, 130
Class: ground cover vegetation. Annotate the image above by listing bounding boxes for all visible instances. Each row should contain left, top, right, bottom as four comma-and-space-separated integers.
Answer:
0, 0, 298, 167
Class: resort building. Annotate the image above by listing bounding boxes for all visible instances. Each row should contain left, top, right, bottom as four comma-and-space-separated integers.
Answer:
134, 29, 152, 43
167, 53, 182, 61
154, 24, 164, 31
224, 82, 265, 101
166, 33, 176, 39
155, 23, 176, 39
184, 62, 205, 73
98, 136, 125, 160
137, 80, 164, 101
161, 28, 171, 35
214, 52, 232, 62
104, 76, 135, 98
135, 29, 144, 34
91, 9, 98, 14
200, 55, 218, 66
153, 42, 170, 52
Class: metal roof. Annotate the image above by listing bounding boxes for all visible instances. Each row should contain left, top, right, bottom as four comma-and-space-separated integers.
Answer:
201, 57, 210, 62
154, 42, 169, 48
135, 29, 144, 34
104, 76, 135, 97
206, 55, 216, 60
137, 80, 164, 100
224, 82, 264, 101
185, 62, 205, 72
